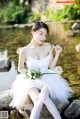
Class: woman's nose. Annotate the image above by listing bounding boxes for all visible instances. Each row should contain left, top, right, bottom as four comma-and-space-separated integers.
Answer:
42, 35, 46, 40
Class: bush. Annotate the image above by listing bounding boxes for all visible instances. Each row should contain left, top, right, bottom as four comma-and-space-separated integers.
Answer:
44, 2, 80, 22
27, 13, 41, 23
0, 4, 30, 24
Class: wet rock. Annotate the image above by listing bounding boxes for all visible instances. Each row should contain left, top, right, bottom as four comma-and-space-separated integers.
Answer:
64, 100, 80, 119
0, 89, 12, 109
10, 109, 23, 119
1, 90, 80, 119
0, 59, 11, 72
0, 90, 54, 119
66, 30, 75, 37
72, 23, 80, 30
72, 23, 80, 35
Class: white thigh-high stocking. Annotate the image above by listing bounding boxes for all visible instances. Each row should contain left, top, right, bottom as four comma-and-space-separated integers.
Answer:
30, 97, 43, 119
38, 87, 62, 119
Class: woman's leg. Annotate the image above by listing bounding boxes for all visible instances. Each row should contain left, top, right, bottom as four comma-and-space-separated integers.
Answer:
38, 87, 62, 119
28, 88, 43, 119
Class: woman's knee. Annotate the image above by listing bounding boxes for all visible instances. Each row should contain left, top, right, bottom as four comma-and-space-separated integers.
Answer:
38, 87, 49, 101
41, 86, 49, 92
28, 88, 39, 103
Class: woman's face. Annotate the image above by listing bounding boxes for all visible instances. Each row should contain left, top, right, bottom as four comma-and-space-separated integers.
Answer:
32, 28, 48, 45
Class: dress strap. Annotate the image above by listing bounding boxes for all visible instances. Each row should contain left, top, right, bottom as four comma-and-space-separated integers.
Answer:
49, 44, 55, 55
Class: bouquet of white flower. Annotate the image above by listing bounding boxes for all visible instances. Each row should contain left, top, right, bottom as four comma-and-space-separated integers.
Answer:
24, 69, 42, 80
24, 66, 63, 80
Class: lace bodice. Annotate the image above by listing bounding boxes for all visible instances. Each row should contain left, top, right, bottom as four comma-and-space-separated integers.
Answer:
26, 54, 51, 73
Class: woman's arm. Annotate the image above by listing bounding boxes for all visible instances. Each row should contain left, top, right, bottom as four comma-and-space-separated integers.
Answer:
18, 48, 26, 73
49, 45, 62, 70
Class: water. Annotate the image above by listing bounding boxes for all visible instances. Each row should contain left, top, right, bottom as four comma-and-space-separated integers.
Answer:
0, 50, 17, 92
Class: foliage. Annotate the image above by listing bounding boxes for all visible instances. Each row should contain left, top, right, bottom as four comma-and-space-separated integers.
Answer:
45, 3, 80, 21
0, 0, 80, 24
27, 13, 41, 23
0, 4, 30, 24
0, 0, 41, 24
44, 9, 54, 21
25, 69, 42, 80
63, 4, 80, 20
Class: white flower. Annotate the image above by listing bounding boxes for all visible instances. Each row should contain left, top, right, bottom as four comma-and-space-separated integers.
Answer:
27, 70, 31, 76
24, 69, 42, 80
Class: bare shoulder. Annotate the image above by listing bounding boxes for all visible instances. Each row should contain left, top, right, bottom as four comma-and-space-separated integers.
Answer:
17, 46, 28, 55
43, 43, 52, 52
21, 45, 29, 54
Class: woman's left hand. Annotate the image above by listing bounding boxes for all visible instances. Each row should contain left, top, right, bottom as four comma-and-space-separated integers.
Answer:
54, 45, 62, 55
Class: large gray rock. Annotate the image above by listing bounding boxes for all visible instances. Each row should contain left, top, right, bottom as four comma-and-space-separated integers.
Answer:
0, 90, 54, 119
64, 100, 80, 119
72, 23, 80, 35
72, 23, 80, 30
1, 90, 79, 119
0, 89, 12, 109
0, 59, 11, 72
66, 30, 75, 37
0, 62, 17, 92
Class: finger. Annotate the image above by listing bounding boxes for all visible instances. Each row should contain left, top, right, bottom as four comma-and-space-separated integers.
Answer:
52, 44, 55, 49
57, 48, 61, 50
56, 45, 62, 50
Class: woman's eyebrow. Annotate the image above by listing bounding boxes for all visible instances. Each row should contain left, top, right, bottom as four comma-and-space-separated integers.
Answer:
39, 31, 43, 33
39, 31, 47, 35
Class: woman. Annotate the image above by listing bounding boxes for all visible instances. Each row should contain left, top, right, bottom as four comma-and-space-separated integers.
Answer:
9, 21, 73, 119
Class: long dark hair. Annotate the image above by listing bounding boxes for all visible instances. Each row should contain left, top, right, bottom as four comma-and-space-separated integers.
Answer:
32, 21, 49, 34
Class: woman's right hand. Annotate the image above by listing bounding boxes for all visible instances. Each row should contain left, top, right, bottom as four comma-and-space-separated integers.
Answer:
50, 44, 62, 55
54, 45, 62, 55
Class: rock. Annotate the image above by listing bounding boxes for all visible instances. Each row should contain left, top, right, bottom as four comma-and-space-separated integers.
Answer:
0, 90, 23, 119
18, 95, 33, 118
72, 23, 80, 30
2, 90, 79, 119
66, 30, 75, 37
76, 44, 80, 52
10, 109, 23, 119
0, 90, 57, 119
0, 90, 32, 119
0, 59, 11, 72
64, 100, 80, 119
73, 30, 80, 35
0, 50, 11, 72
72, 23, 80, 35
0, 89, 12, 109
0, 62, 17, 92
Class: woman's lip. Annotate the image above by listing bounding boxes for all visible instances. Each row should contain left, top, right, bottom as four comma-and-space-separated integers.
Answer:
40, 40, 44, 42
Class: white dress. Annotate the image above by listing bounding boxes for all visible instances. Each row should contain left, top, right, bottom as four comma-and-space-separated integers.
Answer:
9, 53, 73, 111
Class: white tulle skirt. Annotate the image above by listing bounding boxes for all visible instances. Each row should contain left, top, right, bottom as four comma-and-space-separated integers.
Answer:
9, 68, 73, 110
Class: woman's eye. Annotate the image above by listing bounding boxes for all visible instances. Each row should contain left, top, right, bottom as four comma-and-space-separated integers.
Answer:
40, 33, 43, 35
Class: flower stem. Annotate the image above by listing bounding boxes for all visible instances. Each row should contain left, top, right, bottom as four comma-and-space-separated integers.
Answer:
42, 73, 58, 75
